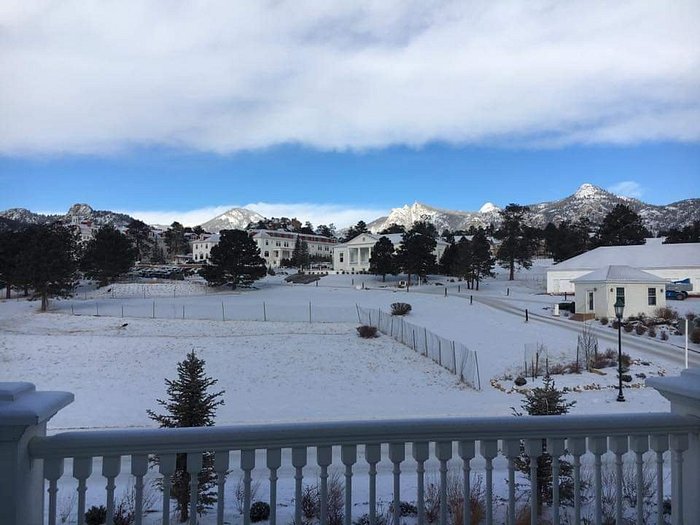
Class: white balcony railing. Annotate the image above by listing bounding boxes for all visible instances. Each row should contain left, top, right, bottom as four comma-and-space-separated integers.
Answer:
1, 369, 699, 525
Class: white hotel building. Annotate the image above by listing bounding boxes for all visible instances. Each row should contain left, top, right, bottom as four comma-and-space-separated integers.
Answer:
192, 229, 336, 268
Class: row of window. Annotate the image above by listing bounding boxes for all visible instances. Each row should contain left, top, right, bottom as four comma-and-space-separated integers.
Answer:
615, 287, 659, 307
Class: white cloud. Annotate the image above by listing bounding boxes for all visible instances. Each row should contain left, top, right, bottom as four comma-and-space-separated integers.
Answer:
1, 1, 699, 155
120, 203, 387, 228
608, 181, 645, 199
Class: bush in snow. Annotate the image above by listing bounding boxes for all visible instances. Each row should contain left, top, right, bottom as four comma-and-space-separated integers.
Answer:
691, 329, 700, 345
85, 506, 107, 525
357, 325, 378, 338
634, 324, 647, 336
648, 326, 657, 338
623, 323, 634, 333
660, 330, 669, 341
250, 501, 271, 523
654, 306, 678, 321
514, 377, 527, 386
599, 316, 608, 326
391, 302, 412, 316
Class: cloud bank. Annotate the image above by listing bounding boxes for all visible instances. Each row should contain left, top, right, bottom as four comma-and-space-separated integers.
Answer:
120, 203, 387, 228
1, 1, 699, 155
607, 181, 645, 199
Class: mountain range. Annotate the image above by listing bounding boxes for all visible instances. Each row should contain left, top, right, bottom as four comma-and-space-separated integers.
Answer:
1, 184, 698, 234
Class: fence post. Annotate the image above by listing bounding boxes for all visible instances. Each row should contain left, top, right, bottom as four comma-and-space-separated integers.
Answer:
182, 305, 185, 319
121, 305, 124, 318
0, 382, 74, 525
647, 368, 700, 524
452, 341, 457, 374
474, 353, 482, 391
308, 302, 312, 323
263, 302, 267, 322
470, 295, 473, 305
355, 304, 361, 323
152, 300, 155, 319
71, 304, 74, 315
444, 288, 447, 297
221, 302, 225, 321
96, 302, 99, 316
525, 309, 529, 322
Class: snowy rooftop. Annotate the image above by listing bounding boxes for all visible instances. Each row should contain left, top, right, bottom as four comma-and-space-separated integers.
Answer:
337, 232, 449, 247
571, 265, 668, 284
551, 241, 700, 270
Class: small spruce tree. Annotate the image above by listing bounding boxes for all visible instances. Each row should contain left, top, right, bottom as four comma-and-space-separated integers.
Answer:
512, 376, 576, 513
147, 351, 225, 522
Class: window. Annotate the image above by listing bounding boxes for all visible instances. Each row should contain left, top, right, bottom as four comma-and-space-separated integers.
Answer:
284, 241, 289, 247
648, 287, 656, 306
265, 240, 269, 245
339, 252, 344, 263
276, 241, 280, 246
588, 291, 594, 311
264, 251, 269, 257
616, 287, 625, 305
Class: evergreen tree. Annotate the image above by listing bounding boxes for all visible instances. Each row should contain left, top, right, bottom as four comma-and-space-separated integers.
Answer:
453, 237, 473, 285
315, 224, 337, 238
369, 236, 398, 281
411, 218, 438, 239
0, 230, 25, 299
441, 229, 455, 244
470, 230, 495, 290
596, 204, 648, 246
164, 222, 188, 259
379, 223, 406, 235
147, 351, 225, 522
343, 221, 369, 242
496, 204, 536, 280
544, 219, 591, 262
513, 376, 576, 512
81, 225, 138, 286
292, 237, 310, 269
663, 220, 700, 244
126, 219, 154, 262
438, 241, 459, 276
396, 225, 437, 286
200, 230, 266, 289
21, 224, 78, 311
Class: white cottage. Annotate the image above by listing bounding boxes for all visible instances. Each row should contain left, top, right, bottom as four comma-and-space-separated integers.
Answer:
571, 265, 668, 320
333, 233, 448, 273
546, 239, 700, 295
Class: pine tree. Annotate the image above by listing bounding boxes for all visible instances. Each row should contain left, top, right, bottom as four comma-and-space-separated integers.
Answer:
396, 226, 437, 285
343, 221, 369, 242
292, 237, 310, 269
164, 222, 188, 259
513, 376, 576, 513
200, 229, 266, 288
438, 241, 459, 276
596, 204, 648, 246
369, 236, 398, 281
126, 219, 154, 262
20, 224, 78, 311
496, 204, 536, 280
147, 351, 225, 523
470, 230, 495, 290
80, 225, 138, 286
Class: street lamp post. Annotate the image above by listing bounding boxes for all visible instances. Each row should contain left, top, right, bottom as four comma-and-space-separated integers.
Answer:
614, 298, 625, 402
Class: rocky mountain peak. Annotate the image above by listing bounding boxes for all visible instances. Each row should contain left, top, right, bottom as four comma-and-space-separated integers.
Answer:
66, 203, 95, 217
573, 183, 606, 200
479, 202, 499, 213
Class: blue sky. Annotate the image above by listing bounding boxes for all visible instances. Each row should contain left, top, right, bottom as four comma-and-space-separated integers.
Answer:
1, 2, 698, 226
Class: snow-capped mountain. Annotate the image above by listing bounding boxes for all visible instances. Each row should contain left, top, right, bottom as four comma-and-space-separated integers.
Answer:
0, 204, 134, 229
199, 208, 265, 233
367, 184, 699, 233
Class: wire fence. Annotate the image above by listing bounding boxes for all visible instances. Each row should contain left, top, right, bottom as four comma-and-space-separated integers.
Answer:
356, 306, 481, 390
57, 299, 359, 323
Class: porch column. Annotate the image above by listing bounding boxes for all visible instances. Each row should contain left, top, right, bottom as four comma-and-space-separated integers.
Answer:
0, 382, 74, 525
647, 368, 700, 525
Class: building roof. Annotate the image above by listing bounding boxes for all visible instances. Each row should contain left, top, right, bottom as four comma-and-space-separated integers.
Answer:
571, 265, 668, 284
336, 232, 449, 248
551, 240, 700, 270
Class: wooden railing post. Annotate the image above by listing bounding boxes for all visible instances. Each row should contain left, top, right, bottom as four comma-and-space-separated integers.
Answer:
647, 368, 700, 525
0, 382, 73, 525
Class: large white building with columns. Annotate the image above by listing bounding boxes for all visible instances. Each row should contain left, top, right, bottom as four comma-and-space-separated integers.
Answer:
333, 233, 448, 273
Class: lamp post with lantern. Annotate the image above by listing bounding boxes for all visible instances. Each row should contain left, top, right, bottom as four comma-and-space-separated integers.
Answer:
614, 298, 625, 402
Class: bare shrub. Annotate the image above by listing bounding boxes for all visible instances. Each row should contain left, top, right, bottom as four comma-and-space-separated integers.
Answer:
59, 493, 77, 523
424, 473, 485, 525
599, 316, 609, 326
623, 323, 634, 333
648, 326, 657, 338
691, 329, 700, 345
391, 302, 412, 316
660, 330, 669, 341
234, 477, 261, 515
634, 324, 647, 336
686, 312, 697, 322
655, 306, 678, 321
577, 323, 599, 371
300, 473, 344, 525
356, 325, 378, 338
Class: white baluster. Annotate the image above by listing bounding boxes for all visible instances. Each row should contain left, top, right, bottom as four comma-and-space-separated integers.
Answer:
214, 451, 230, 525
159, 454, 176, 525
458, 441, 475, 525
241, 449, 256, 525
524, 439, 542, 525
318, 446, 333, 525
567, 437, 586, 525
649, 434, 668, 525
188, 452, 203, 525
102, 456, 121, 524
629, 435, 648, 525
45, 457, 64, 525
609, 436, 628, 525
670, 433, 689, 525
268, 448, 282, 525
131, 454, 148, 525
388, 443, 405, 525
502, 440, 520, 525
588, 436, 607, 525
480, 440, 498, 525
546, 438, 566, 525
435, 441, 452, 525
73, 457, 92, 525
292, 447, 307, 525
412, 442, 429, 525
341, 445, 357, 525
365, 444, 381, 525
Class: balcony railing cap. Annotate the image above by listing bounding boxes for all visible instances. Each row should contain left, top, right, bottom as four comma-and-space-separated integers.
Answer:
0, 382, 74, 428
647, 367, 700, 415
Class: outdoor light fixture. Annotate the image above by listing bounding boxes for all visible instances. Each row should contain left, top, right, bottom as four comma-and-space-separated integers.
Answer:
614, 298, 625, 402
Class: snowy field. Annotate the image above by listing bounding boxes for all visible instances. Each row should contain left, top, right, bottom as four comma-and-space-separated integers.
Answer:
2, 270, 697, 524
2, 270, 697, 432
